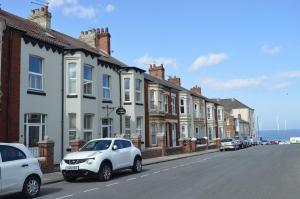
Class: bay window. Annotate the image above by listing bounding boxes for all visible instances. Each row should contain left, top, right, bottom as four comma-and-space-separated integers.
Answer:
102, 74, 111, 100
68, 63, 76, 94
124, 78, 130, 102
83, 65, 93, 96
135, 79, 142, 103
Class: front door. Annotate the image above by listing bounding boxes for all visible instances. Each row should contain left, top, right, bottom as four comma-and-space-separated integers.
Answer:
172, 123, 177, 146
26, 125, 41, 157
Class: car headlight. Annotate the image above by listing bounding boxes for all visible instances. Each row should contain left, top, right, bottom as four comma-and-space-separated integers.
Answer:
85, 158, 95, 165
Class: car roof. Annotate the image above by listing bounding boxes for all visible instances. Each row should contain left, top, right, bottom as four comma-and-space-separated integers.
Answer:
89, 138, 132, 142
0, 143, 33, 158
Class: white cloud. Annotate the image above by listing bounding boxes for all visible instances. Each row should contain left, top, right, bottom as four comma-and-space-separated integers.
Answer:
271, 82, 291, 89
202, 76, 268, 90
63, 5, 96, 19
134, 54, 178, 69
261, 43, 281, 56
48, 0, 77, 8
188, 53, 228, 72
277, 70, 300, 78
105, 4, 115, 13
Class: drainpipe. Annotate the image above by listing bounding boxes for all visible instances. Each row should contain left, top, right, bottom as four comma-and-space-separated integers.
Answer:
118, 69, 123, 134
61, 50, 65, 159
6, 28, 13, 142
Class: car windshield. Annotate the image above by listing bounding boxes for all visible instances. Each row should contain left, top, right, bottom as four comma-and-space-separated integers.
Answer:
80, 140, 112, 151
221, 139, 232, 142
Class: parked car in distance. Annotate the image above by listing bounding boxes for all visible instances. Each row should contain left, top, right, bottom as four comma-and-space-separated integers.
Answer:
220, 138, 239, 151
0, 143, 43, 198
60, 138, 142, 182
234, 136, 247, 149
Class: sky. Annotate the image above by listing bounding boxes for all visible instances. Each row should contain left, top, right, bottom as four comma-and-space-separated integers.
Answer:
1, 0, 300, 130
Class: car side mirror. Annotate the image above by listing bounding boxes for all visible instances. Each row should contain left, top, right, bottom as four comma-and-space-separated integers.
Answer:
112, 145, 118, 150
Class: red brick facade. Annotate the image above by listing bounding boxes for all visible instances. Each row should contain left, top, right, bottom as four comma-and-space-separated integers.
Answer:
0, 28, 21, 142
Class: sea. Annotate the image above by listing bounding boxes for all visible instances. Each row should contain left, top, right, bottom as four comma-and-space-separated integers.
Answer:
257, 129, 300, 141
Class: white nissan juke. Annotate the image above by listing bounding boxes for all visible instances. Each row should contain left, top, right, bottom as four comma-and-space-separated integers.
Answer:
60, 138, 142, 182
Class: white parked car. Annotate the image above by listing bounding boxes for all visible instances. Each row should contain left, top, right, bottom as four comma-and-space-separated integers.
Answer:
0, 143, 43, 198
60, 138, 142, 182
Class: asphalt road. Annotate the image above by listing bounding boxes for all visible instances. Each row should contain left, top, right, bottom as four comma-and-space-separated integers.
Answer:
3, 144, 300, 199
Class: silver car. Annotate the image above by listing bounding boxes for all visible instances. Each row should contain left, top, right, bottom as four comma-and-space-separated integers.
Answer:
220, 138, 239, 151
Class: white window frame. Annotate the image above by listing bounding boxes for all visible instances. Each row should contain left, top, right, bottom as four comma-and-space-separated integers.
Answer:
68, 113, 76, 141
151, 123, 157, 145
101, 118, 112, 138
150, 90, 155, 111
136, 117, 143, 135
28, 55, 43, 91
207, 107, 212, 120
158, 92, 163, 111
124, 78, 131, 102
194, 103, 199, 118
135, 79, 142, 103
171, 96, 176, 115
164, 94, 169, 113
83, 114, 93, 142
24, 114, 47, 148
125, 116, 131, 135
102, 74, 111, 100
68, 63, 77, 95
83, 65, 93, 96
180, 98, 185, 114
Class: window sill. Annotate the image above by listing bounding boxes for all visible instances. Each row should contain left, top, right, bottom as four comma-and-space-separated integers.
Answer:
124, 102, 132, 105
27, 90, 46, 96
102, 100, 112, 103
67, 94, 78, 98
83, 95, 96, 100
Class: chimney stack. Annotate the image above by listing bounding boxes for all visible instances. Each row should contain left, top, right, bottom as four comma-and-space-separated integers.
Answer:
97, 27, 111, 55
191, 85, 201, 95
149, 64, 165, 80
168, 76, 181, 86
28, 6, 51, 29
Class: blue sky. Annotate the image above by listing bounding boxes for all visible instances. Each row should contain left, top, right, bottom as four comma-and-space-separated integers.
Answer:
2, 0, 300, 130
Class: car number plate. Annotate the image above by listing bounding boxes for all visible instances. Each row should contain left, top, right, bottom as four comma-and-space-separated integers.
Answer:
65, 166, 79, 170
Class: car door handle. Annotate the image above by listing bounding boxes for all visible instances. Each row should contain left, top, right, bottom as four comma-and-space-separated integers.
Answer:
22, 164, 29, 167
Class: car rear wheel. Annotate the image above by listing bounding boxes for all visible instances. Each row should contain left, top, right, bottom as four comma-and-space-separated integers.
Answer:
132, 157, 142, 173
98, 162, 112, 181
22, 176, 40, 198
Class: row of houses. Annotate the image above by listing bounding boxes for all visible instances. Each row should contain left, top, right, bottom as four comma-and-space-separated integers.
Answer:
0, 7, 255, 164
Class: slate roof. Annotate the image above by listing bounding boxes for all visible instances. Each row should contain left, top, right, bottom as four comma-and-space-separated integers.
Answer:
211, 98, 253, 112
0, 8, 143, 71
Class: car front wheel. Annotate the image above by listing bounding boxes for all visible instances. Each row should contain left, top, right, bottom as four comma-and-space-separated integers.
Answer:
132, 157, 142, 173
22, 176, 40, 198
98, 163, 112, 181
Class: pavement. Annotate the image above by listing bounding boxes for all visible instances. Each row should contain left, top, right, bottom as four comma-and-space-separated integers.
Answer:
42, 148, 219, 185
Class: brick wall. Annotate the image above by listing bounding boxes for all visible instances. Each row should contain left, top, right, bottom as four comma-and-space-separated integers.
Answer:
0, 28, 21, 142
142, 148, 162, 159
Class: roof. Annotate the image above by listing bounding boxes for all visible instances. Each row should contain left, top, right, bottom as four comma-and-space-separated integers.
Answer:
0, 9, 140, 70
211, 98, 253, 112
144, 73, 209, 100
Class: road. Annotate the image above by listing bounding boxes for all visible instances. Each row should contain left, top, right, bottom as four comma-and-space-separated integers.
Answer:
3, 144, 300, 199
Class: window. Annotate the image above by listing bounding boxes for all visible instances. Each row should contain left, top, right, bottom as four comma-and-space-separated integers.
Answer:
84, 114, 93, 142
164, 95, 169, 113
160, 123, 165, 134
158, 92, 163, 111
136, 117, 142, 135
0, 145, 26, 162
151, 124, 157, 145
122, 140, 131, 148
208, 127, 213, 140
68, 113, 76, 141
68, 63, 76, 94
194, 103, 199, 118
135, 79, 142, 102
83, 65, 93, 96
207, 107, 211, 120
195, 127, 199, 138
187, 98, 190, 114
29, 56, 43, 90
125, 116, 131, 135
181, 125, 186, 137
24, 114, 46, 147
102, 74, 111, 100
171, 96, 176, 114
218, 109, 223, 121
150, 90, 155, 111
180, 98, 185, 114
124, 78, 130, 102
102, 118, 112, 138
